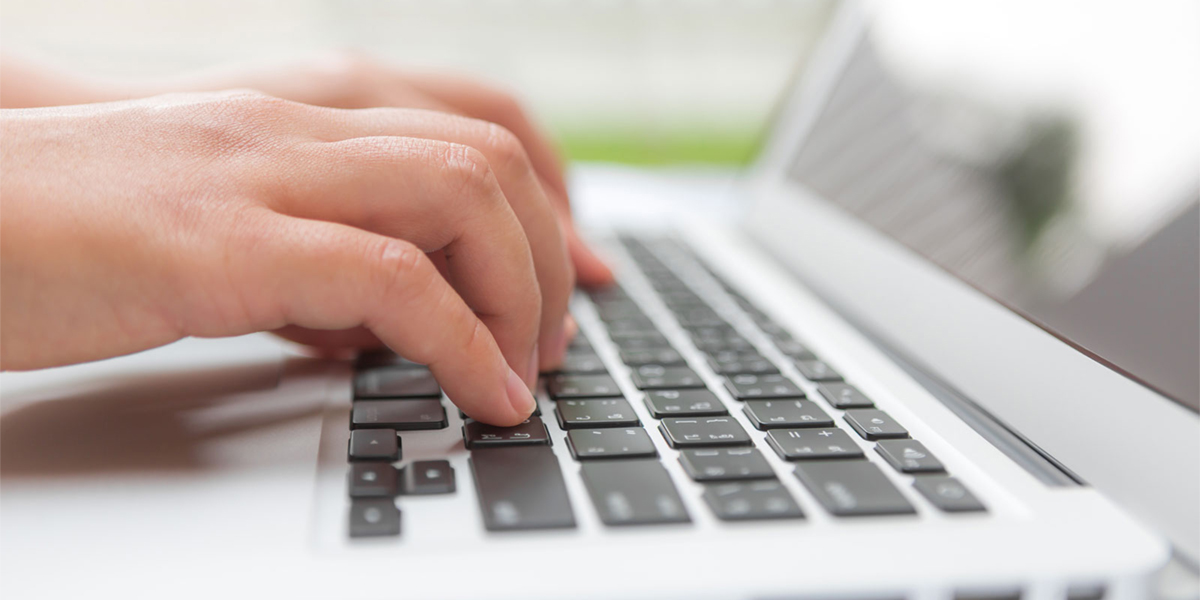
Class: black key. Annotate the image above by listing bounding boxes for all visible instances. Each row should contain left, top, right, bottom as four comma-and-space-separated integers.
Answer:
460, 403, 541, 420
354, 367, 442, 399
595, 301, 646, 322
352, 399, 447, 431
758, 321, 794, 342
743, 399, 833, 430
913, 475, 986, 513
844, 409, 909, 440
608, 328, 665, 342
679, 447, 775, 481
643, 389, 728, 417
588, 286, 629, 303
703, 480, 805, 521
794, 359, 843, 382
693, 335, 756, 353
675, 310, 727, 329
402, 460, 455, 495
463, 417, 550, 448
774, 339, 816, 360
706, 352, 779, 375
470, 446, 576, 531
348, 463, 398, 498
630, 365, 705, 390
875, 440, 945, 473
580, 460, 691, 526
567, 428, 657, 460
659, 416, 751, 448
547, 374, 623, 399
816, 382, 874, 409
355, 350, 425, 370
552, 352, 608, 375
556, 398, 640, 429
348, 429, 400, 462
605, 317, 658, 335
794, 460, 916, 516
766, 428, 864, 460
723, 373, 805, 400
659, 290, 706, 307
620, 348, 685, 366
611, 333, 672, 351
349, 499, 401, 537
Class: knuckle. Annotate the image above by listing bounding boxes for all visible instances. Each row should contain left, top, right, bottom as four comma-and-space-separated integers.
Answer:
439, 143, 499, 198
369, 238, 431, 305
479, 122, 531, 174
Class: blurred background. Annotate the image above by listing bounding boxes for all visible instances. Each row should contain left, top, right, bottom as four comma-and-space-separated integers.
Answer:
0, 0, 836, 166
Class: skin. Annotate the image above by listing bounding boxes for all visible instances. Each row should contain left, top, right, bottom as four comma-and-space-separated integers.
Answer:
0, 54, 614, 426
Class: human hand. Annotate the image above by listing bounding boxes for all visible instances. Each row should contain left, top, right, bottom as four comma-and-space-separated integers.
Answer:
71, 53, 615, 288
0, 91, 577, 425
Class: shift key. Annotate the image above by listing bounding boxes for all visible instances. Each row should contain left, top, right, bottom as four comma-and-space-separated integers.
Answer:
470, 446, 576, 531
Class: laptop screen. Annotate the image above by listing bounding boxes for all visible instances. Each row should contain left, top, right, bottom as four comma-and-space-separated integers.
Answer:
785, 2, 1199, 409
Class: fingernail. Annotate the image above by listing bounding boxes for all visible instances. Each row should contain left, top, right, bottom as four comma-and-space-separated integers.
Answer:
525, 343, 539, 390
506, 367, 537, 418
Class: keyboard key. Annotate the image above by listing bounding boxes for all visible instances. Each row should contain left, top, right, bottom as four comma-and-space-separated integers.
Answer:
913, 475, 986, 513
674, 309, 727, 329
470, 446, 576, 531
349, 499, 401, 538
774, 339, 816, 360
630, 365, 706, 389
659, 416, 751, 448
567, 428, 657, 460
547, 374, 623, 399
460, 402, 541, 420
352, 399, 447, 431
643, 389, 728, 417
794, 460, 916, 516
706, 352, 779, 375
463, 417, 550, 449
594, 301, 646, 322
703, 480, 805, 521
348, 463, 398, 498
766, 428, 864, 460
606, 317, 659, 335
348, 429, 401, 462
402, 460, 455, 495
580, 460, 691, 526
355, 351, 425, 370
659, 289, 706, 307
679, 447, 775, 481
743, 399, 834, 430
794, 359, 843, 382
611, 333, 673, 351
816, 383, 874, 409
556, 398, 640, 429
875, 440, 945, 473
354, 367, 442, 399
758, 321, 793, 341
844, 409, 909, 440
723, 373, 805, 400
693, 336, 756, 353
620, 348, 685, 366
551, 352, 608, 375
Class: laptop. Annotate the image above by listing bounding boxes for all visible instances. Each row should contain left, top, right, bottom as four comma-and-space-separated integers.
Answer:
2, 2, 1197, 599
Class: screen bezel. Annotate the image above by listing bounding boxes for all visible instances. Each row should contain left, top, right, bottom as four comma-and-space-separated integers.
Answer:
742, 0, 1199, 561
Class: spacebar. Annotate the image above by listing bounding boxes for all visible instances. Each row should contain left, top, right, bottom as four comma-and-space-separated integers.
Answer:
470, 446, 577, 531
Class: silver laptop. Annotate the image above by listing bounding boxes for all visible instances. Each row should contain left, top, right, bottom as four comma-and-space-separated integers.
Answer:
3, 3, 1197, 599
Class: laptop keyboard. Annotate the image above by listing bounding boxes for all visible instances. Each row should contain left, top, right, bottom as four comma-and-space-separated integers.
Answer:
343, 235, 986, 537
